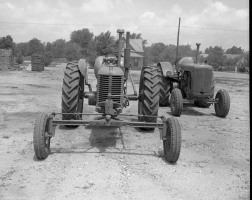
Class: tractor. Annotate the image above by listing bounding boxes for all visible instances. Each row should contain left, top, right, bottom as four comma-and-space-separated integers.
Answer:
157, 18, 230, 117
33, 29, 182, 164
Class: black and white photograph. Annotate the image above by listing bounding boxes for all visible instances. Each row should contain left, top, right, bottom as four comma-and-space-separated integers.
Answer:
0, 0, 249, 199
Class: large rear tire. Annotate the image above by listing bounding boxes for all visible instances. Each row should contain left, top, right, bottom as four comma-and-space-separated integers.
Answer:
214, 89, 230, 117
170, 88, 183, 117
33, 113, 51, 160
62, 63, 84, 126
163, 117, 181, 163
138, 66, 160, 131
159, 76, 171, 107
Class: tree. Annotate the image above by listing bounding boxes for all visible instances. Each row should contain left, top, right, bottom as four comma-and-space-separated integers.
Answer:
64, 42, 82, 61
45, 42, 53, 52
0, 35, 14, 50
14, 42, 30, 57
51, 39, 66, 58
206, 46, 225, 70
94, 31, 115, 56
44, 51, 54, 66
226, 46, 244, 54
28, 38, 44, 55
150, 43, 167, 63
178, 44, 197, 58
70, 28, 96, 64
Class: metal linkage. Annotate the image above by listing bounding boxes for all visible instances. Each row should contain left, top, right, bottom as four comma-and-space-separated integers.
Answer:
51, 112, 165, 120
51, 112, 165, 129
52, 119, 164, 128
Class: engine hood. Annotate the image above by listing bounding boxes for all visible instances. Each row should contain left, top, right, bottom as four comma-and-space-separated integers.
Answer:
98, 65, 124, 76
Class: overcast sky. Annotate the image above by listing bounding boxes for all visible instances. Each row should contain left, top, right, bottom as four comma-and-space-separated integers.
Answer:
0, 0, 249, 51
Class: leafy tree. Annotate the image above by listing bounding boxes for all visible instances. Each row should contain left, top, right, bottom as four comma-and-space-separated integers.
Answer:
237, 51, 249, 72
44, 51, 54, 66
64, 42, 82, 61
206, 46, 225, 70
14, 42, 30, 57
205, 46, 214, 54
226, 46, 244, 54
45, 42, 53, 52
70, 28, 96, 64
51, 39, 66, 58
28, 38, 44, 55
0, 35, 14, 49
150, 43, 167, 63
178, 44, 197, 58
146, 43, 196, 65
16, 54, 24, 64
94, 31, 115, 56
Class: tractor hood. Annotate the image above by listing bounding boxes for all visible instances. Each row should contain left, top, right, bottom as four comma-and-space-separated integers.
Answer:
178, 57, 214, 98
98, 65, 124, 76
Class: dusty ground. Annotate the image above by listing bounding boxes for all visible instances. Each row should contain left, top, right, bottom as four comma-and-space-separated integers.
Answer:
0, 65, 250, 200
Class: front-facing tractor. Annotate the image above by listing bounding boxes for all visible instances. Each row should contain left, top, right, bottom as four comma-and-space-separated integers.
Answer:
157, 18, 230, 117
33, 29, 182, 164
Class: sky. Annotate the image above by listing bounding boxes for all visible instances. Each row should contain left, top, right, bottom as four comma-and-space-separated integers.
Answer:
0, 0, 249, 52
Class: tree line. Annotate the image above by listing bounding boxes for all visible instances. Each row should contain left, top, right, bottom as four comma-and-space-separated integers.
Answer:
0, 29, 249, 71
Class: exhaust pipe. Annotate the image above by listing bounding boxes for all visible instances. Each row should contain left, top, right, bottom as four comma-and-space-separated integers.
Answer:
117, 29, 125, 67
124, 31, 131, 81
196, 43, 201, 63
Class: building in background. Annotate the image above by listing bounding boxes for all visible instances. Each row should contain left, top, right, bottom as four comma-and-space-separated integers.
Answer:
121, 39, 144, 70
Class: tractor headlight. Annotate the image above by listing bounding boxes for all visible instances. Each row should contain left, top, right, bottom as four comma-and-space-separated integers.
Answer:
166, 71, 172, 77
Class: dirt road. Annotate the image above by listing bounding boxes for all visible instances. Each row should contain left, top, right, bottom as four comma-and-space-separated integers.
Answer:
0, 65, 250, 200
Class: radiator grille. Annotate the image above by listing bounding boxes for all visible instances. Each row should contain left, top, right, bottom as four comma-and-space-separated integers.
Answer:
193, 68, 212, 93
97, 75, 123, 104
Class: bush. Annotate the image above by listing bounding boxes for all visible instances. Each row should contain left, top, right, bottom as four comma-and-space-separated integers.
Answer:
16, 55, 23, 64
44, 51, 54, 66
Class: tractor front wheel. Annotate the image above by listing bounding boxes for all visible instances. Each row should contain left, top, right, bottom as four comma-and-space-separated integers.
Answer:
214, 89, 230, 117
163, 117, 181, 163
33, 113, 51, 160
170, 88, 183, 117
138, 66, 160, 131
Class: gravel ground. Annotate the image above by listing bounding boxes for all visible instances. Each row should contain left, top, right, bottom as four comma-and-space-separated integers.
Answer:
0, 65, 250, 200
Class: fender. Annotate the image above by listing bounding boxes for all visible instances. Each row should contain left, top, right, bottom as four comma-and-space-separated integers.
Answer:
157, 62, 174, 77
78, 59, 88, 84
94, 56, 104, 79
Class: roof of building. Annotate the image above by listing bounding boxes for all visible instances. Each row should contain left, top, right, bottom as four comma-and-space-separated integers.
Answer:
121, 51, 143, 58
129, 39, 144, 52
200, 53, 209, 58
122, 38, 144, 53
